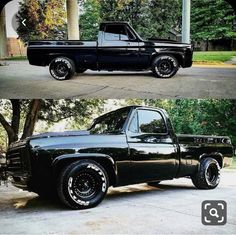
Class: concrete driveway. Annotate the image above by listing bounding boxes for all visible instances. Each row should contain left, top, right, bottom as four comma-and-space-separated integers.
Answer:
0, 61, 236, 99
0, 170, 236, 234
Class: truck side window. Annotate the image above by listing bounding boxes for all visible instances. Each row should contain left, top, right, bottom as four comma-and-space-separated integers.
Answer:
138, 110, 167, 134
104, 25, 129, 41
128, 111, 138, 133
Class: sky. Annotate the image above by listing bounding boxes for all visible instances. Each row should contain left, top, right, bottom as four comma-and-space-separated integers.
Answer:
5, 0, 20, 37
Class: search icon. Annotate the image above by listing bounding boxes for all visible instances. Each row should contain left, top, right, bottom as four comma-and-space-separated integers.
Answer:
209, 208, 219, 218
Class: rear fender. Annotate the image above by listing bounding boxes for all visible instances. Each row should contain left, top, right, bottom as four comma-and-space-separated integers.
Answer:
199, 153, 223, 168
46, 53, 76, 66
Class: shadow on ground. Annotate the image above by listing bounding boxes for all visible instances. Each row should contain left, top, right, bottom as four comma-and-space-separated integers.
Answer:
6, 183, 195, 212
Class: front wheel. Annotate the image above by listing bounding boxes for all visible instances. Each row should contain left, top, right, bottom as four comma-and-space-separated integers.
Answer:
152, 55, 179, 78
57, 160, 109, 209
49, 57, 75, 80
191, 157, 221, 189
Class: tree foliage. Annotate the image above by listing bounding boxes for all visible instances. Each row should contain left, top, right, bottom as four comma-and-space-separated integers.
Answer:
191, 0, 236, 41
0, 99, 104, 146
81, 0, 180, 39
80, 0, 101, 40
17, 0, 67, 42
101, 0, 181, 39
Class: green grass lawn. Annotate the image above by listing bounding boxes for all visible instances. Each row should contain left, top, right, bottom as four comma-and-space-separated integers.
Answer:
4, 56, 27, 61
193, 51, 236, 63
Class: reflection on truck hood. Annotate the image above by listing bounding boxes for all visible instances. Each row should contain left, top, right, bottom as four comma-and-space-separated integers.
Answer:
31, 130, 90, 139
9, 130, 90, 149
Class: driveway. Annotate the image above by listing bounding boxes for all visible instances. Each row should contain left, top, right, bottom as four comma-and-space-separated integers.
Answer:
0, 61, 236, 98
0, 170, 235, 234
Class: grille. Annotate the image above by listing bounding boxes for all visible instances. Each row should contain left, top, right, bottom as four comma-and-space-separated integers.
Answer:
7, 144, 30, 173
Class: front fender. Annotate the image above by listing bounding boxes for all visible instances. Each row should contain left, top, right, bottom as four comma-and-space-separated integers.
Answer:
52, 153, 117, 185
150, 51, 185, 67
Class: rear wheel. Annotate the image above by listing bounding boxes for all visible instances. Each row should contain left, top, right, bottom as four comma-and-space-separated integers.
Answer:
152, 55, 179, 78
191, 157, 221, 189
49, 57, 75, 80
57, 160, 109, 209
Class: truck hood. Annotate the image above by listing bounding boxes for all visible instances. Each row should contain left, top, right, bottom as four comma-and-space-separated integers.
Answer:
10, 130, 126, 152
9, 130, 90, 149
146, 38, 192, 48
31, 130, 90, 139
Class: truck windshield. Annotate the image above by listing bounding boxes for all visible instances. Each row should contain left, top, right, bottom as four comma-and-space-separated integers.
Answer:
89, 108, 130, 134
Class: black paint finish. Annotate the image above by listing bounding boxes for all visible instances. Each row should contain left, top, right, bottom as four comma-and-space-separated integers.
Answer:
6, 106, 234, 193
27, 22, 193, 72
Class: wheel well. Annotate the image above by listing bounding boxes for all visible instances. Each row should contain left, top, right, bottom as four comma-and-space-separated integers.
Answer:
46, 55, 76, 66
200, 155, 223, 168
53, 157, 116, 186
151, 53, 183, 67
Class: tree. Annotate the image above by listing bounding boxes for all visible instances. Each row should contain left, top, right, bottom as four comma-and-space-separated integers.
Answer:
80, 0, 101, 40
0, 100, 40, 144
0, 99, 104, 146
99, 0, 180, 39
17, 0, 67, 43
191, 0, 236, 45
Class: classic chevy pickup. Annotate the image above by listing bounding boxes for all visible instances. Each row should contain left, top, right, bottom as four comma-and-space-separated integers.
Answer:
27, 22, 193, 80
6, 106, 233, 209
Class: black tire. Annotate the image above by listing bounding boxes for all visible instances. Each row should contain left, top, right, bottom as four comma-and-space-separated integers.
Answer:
49, 57, 75, 80
152, 55, 179, 78
57, 160, 109, 209
147, 181, 161, 187
76, 68, 87, 74
191, 157, 221, 189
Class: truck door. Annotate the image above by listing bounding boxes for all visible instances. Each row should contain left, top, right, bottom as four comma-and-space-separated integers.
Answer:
98, 24, 139, 69
126, 108, 179, 183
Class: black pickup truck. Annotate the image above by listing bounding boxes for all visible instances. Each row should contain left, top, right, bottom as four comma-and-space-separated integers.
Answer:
27, 22, 193, 80
6, 106, 233, 209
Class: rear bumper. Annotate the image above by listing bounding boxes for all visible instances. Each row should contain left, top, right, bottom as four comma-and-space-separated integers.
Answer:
182, 48, 193, 68
27, 47, 46, 66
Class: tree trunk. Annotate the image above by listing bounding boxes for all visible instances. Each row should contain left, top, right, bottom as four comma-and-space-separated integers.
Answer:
206, 39, 209, 51
11, 99, 20, 137
0, 8, 7, 59
21, 100, 41, 139
66, 0, 80, 40
0, 113, 17, 145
